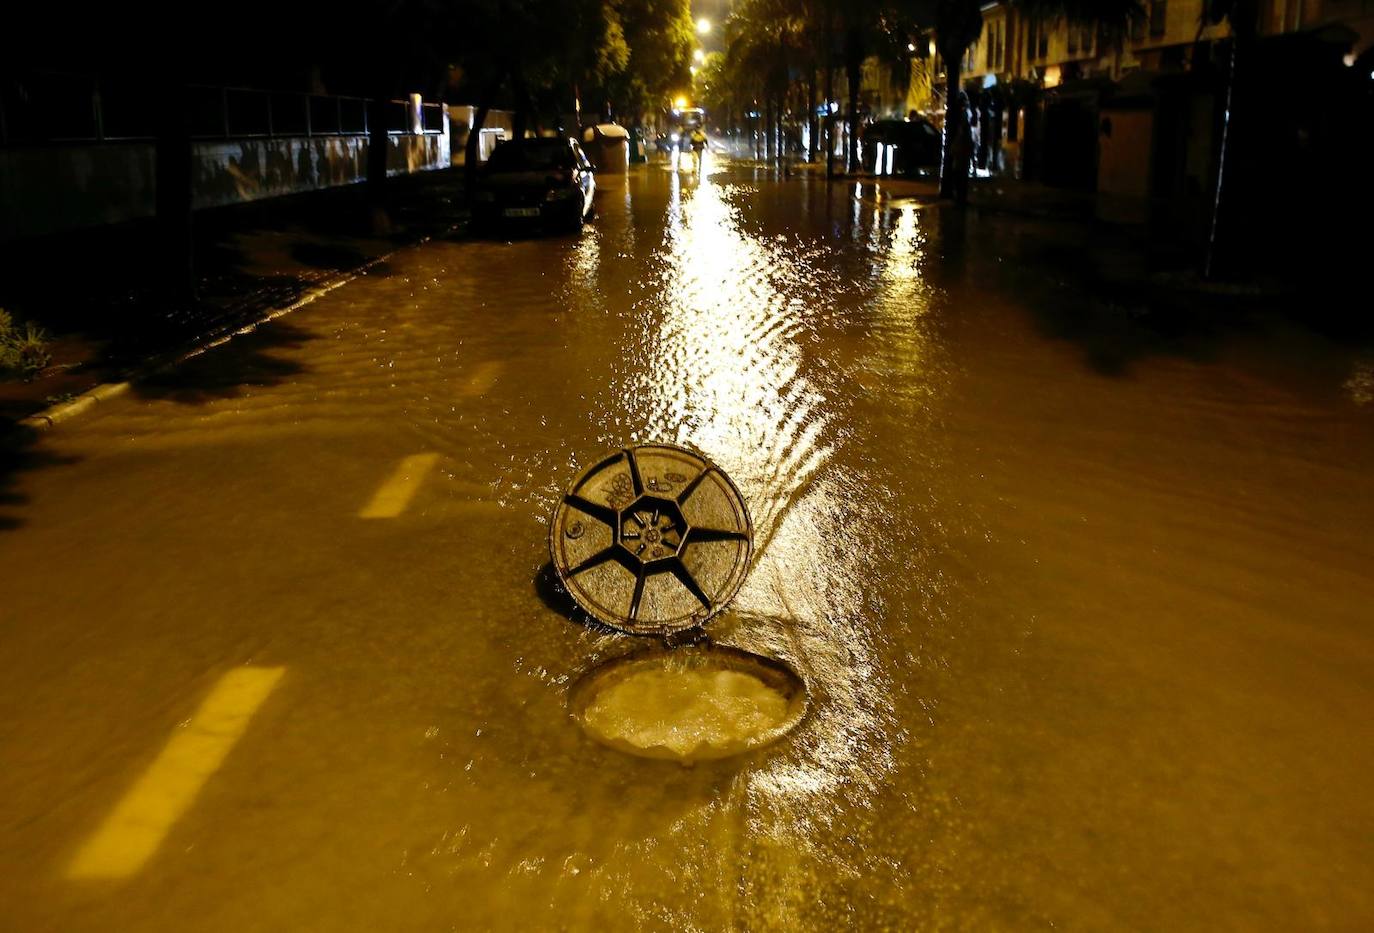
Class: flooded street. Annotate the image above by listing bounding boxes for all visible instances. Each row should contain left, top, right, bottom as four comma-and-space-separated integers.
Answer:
3, 158, 1373, 930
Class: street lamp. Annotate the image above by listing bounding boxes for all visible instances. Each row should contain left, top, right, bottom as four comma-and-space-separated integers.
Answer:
697, 17, 711, 35
693, 49, 706, 64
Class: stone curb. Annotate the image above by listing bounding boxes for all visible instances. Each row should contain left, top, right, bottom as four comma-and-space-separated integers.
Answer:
15, 245, 419, 434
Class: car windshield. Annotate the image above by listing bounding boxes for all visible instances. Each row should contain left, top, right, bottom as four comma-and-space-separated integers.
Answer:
486, 141, 572, 172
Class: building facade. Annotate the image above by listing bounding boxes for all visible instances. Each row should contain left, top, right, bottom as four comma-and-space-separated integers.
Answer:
905, 0, 1374, 248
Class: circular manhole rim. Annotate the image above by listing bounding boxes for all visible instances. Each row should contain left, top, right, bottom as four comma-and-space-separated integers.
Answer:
567, 642, 810, 762
548, 443, 753, 635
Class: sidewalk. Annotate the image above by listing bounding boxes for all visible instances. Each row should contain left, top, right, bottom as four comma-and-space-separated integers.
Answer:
0, 169, 470, 424
790, 159, 1097, 219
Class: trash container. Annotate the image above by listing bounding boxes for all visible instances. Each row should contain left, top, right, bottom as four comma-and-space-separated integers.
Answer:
581, 123, 630, 174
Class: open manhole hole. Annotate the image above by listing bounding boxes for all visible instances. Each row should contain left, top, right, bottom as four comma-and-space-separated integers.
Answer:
549, 444, 753, 636
569, 644, 809, 763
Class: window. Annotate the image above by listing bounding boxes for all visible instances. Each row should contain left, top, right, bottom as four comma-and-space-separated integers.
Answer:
1069, 25, 1094, 57
1150, 0, 1167, 38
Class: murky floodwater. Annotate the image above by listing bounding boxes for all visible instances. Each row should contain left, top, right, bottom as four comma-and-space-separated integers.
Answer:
2, 158, 1373, 930
571, 645, 808, 762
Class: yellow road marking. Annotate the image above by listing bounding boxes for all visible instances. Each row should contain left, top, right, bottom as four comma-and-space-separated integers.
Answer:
460, 360, 503, 397
359, 453, 440, 519
68, 666, 285, 880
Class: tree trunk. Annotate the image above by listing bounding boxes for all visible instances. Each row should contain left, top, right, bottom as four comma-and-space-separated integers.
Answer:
845, 54, 860, 173
762, 98, 771, 160
776, 91, 785, 163
511, 65, 532, 141
824, 50, 835, 178
807, 72, 818, 163
155, 82, 195, 301
844, 25, 862, 174
939, 51, 963, 199
464, 75, 500, 206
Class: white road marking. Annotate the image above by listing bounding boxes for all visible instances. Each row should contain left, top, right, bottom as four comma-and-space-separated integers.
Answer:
68, 666, 286, 880
359, 453, 440, 519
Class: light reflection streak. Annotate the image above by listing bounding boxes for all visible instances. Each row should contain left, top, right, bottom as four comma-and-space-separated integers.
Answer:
621, 167, 905, 860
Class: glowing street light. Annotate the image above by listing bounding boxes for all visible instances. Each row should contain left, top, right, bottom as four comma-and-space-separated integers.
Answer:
693, 48, 706, 64
907, 42, 916, 52
674, 95, 689, 110
697, 17, 711, 35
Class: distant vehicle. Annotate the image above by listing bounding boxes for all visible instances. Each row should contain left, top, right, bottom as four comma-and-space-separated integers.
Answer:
473, 137, 596, 232
664, 107, 707, 151
675, 107, 706, 131
862, 118, 942, 176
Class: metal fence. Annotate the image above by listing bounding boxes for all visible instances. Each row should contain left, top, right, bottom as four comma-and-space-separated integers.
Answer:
1, 73, 446, 146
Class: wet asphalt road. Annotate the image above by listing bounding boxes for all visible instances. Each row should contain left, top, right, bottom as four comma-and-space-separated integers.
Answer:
2, 157, 1374, 931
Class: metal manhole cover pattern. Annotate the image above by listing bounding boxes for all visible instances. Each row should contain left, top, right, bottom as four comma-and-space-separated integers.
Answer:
549, 444, 753, 635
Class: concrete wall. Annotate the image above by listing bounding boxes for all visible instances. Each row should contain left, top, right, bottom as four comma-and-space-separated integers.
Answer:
1, 132, 449, 241
0, 144, 156, 240
193, 132, 447, 209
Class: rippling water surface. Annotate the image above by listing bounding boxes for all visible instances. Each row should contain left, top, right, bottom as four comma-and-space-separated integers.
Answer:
2, 159, 1373, 930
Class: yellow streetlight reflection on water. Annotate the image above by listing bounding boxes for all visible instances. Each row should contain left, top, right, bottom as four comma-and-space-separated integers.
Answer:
626, 164, 912, 851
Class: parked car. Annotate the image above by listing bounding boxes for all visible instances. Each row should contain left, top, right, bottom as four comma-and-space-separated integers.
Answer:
473, 137, 595, 232
862, 118, 942, 176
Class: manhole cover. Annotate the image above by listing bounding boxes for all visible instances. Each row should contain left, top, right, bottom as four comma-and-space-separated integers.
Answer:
549, 444, 753, 635
569, 644, 808, 762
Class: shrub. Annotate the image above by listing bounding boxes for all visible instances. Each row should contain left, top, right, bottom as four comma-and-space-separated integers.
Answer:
0, 308, 53, 380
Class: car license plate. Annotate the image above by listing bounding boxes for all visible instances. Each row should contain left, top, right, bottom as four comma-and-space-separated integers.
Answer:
503, 207, 539, 218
